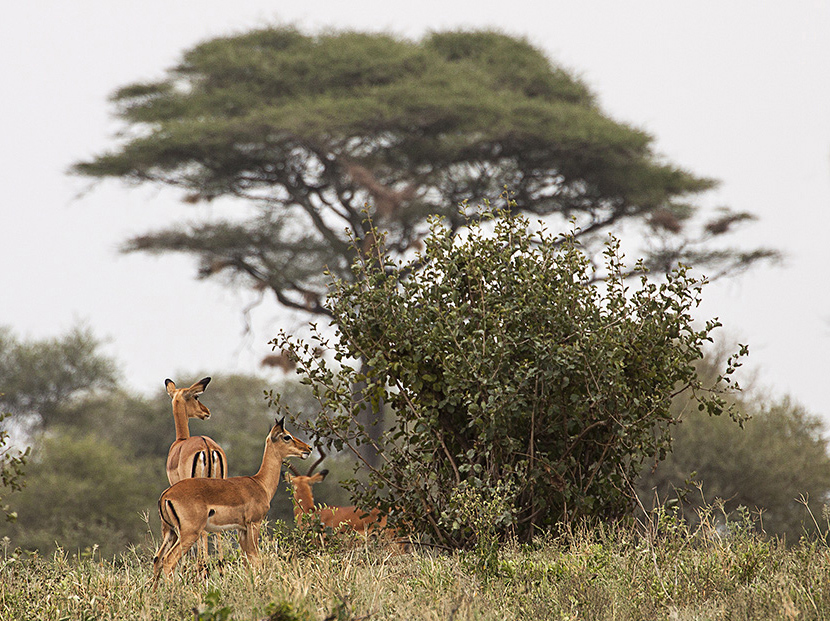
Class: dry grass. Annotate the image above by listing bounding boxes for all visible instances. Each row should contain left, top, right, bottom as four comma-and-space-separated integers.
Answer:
2, 515, 830, 620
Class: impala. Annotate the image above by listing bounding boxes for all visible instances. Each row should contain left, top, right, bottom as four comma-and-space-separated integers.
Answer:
164, 376, 227, 561
284, 451, 387, 536
165, 377, 226, 484
152, 417, 311, 587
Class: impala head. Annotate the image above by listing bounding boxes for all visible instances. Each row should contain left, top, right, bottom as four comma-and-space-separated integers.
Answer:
285, 446, 328, 484
165, 376, 212, 420
284, 469, 329, 487
269, 417, 312, 460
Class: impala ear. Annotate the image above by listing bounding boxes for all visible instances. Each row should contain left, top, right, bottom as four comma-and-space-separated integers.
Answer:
270, 417, 286, 440
189, 376, 211, 396
165, 379, 176, 397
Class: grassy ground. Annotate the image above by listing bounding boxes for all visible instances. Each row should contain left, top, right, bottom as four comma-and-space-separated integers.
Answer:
2, 513, 830, 620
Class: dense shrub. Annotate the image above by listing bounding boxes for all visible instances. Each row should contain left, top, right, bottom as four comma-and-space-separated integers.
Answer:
274, 204, 745, 547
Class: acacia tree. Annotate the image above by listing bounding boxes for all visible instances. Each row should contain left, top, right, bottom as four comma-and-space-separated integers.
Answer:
73, 28, 773, 319
274, 205, 747, 546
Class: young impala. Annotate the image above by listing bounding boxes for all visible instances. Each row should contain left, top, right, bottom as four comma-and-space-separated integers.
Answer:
152, 418, 311, 588
164, 377, 227, 560
284, 450, 387, 536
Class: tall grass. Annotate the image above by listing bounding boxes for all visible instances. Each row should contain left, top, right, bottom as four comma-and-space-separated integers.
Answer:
2, 510, 830, 620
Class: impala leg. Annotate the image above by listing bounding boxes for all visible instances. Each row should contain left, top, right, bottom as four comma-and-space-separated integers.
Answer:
195, 532, 223, 576
194, 531, 206, 577
213, 531, 223, 560
163, 530, 200, 579
151, 526, 178, 590
238, 522, 261, 565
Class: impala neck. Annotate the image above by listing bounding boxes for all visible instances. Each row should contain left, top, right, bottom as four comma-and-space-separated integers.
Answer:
292, 483, 315, 517
252, 441, 289, 501
171, 400, 191, 441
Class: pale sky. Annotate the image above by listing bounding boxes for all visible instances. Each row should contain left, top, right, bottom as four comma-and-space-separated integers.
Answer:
2, 2, 829, 421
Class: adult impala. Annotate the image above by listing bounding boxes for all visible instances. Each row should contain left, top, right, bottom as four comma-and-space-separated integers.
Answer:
152, 417, 311, 587
284, 450, 387, 536
165, 377, 226, 484
164, 376, 227, 561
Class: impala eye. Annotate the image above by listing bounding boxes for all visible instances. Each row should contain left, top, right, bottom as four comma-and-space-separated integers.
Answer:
283, 435, 292, 442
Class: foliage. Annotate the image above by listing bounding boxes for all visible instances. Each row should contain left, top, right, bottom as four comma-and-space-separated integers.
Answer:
0, 361, 323, 557
0, 412, 28, 523
639, 391, 830, 544
274, 205, 746, 547
4, 515, 830, 620
60, 387, 172, 459
0, 431, 164, 557
72, 27, 775, 321
194, 588, 235, 621
0, 325, 117, 432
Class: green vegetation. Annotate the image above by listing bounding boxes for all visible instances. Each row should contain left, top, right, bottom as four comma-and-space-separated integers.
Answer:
276, 205, 747, 547
0, 412, 27, 524
0, 325, 117, 432
640, 392, 830, 544
72, 27, 775, 325
2, 432, 162, 557
3, 512, 830, 620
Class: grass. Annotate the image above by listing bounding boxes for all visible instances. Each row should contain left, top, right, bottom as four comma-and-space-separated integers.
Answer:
2, 512, 830, 620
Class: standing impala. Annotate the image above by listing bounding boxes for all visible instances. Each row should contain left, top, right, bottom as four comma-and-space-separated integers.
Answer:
152, 417, 311, 587
165, 377, 226, 484
164, 376, 227, 560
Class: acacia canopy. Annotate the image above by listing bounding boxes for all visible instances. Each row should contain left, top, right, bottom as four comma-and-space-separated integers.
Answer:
74, 27, 771, 316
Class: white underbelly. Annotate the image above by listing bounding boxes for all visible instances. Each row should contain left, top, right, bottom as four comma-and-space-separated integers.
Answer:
205, 518, 243, 533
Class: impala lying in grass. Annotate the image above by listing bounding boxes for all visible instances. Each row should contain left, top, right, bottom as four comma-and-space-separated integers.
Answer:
152, 417, 311, 588
284, 451, 388, 537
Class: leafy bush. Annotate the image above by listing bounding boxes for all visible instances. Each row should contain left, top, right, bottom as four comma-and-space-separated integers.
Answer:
274, 204, 746, 547
0, 412, 28, 523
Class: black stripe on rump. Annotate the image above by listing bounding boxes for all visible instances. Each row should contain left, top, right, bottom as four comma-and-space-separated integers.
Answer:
164, 498, 181, 531
190, 450, 206, 479
214, 450, 226, 479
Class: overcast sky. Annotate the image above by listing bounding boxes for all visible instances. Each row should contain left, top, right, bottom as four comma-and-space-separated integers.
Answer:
2, 1, 829, 421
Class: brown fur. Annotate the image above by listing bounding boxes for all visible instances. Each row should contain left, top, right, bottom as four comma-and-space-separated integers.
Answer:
152, 418, 311, 588
284, 470, 388, 535
165, 377, 227, 485
164, 377, 227, 563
